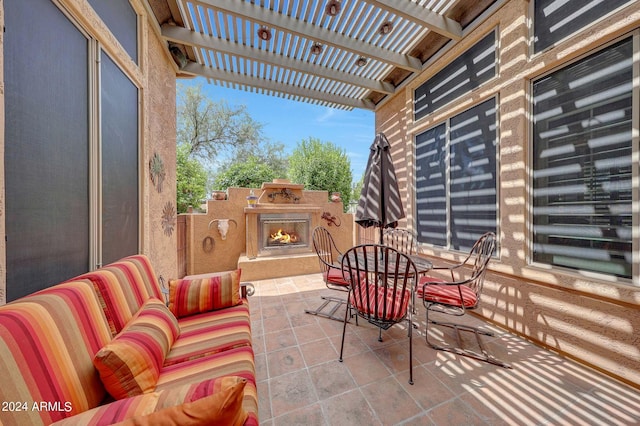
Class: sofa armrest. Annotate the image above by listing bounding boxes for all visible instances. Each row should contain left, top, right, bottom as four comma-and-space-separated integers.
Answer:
240, 282, 255, 298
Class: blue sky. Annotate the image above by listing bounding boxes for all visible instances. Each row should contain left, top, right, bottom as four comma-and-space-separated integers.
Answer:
179, 77, 374, 181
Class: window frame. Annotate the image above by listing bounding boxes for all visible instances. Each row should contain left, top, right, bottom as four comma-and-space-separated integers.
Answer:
527, 32, 640, 286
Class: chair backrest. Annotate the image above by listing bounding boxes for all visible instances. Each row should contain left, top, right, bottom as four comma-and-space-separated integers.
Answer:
341, 244, 416, 327
382, 228, 417, 255
463, 232, 497, 297
312, 226, 341, 275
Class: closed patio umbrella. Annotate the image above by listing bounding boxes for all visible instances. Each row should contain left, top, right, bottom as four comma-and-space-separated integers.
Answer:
355, 132, 405, 243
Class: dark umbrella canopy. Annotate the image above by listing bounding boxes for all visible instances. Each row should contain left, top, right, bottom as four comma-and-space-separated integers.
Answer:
355, 132, 405, 242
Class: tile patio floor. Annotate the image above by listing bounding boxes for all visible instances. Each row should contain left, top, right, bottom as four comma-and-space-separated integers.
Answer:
250, 273, 640, 426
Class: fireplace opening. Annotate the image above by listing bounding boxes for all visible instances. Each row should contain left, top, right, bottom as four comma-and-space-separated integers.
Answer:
259, 213, 311, 256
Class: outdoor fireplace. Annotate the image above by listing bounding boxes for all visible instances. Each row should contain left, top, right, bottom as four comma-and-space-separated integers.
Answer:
259, 213, 311, 256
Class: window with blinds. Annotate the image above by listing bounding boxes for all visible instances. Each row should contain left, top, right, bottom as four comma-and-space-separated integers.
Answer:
450, 98, 498, 251
533, 0, 632, 54
415, 98, 498, 251
416, 124, 447, 246
414, 29, 496, 121
532, 37, 632, 278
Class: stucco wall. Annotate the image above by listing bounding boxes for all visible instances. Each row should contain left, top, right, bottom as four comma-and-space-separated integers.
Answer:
0, 0, 178, 301
376, 0, 640, 388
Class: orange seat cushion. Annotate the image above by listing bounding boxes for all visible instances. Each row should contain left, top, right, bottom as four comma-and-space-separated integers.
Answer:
324, 267, 350, 286
353, 284, 410, 321
417, 277, 478, 308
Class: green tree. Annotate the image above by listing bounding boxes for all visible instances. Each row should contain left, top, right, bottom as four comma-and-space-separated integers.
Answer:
350, 173, 365, 212
214, 140, 288, 189
288, 137, 353, 211
213, 155, 279, 189
176, 83, 264, 162
176, 145, 208, 213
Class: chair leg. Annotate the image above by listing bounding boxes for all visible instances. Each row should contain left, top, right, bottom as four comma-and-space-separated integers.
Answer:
425, 309, 511, 369
408, 316, 413, 385
305, 295, 348, 322
339, 296, 351, 362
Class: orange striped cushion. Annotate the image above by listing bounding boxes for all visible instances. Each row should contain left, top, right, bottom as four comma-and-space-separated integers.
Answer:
93, 299, 180, 399
78, 255, 164, 336
50, 376, 247, 426
166, 301, 252, 366
353, 284, 410, 321
0, 282, 113, 425
113, 377, 247, 426
156, 345, 258, 425
169, 270, 241, 318
418, 282, 478, 308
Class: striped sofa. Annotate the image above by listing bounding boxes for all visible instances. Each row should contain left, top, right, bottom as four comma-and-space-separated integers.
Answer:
0, 255, 257, 425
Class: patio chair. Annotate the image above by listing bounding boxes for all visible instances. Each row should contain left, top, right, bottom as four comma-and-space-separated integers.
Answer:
304, 226, 352, 321
339, 244, 416, 384
382, 228, 418, 255
417, 232, 510, 368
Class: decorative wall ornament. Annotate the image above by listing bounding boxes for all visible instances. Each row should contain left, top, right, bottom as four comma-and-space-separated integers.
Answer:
321, 211, 341, 227
161, 201, 176, 237
149, 152, 166, 193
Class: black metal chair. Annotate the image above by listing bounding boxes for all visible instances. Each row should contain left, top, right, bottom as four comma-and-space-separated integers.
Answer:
339, 244, 416, 384
417, 232, 510, 368
382, 228, 418, 256
304, 226, 351, 321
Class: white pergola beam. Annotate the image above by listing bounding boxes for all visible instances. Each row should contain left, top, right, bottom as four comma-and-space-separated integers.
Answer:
191, 0, 422, 72
367, 0, 462, 41
181, 62, 376, 110
162, 24, 396, 95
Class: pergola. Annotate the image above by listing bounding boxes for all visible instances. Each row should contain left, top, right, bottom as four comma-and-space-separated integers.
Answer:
145, 0, 501, 110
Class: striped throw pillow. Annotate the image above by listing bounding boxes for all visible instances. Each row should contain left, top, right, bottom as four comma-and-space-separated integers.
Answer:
93, 298, 180, 399
168, 270, 241, 318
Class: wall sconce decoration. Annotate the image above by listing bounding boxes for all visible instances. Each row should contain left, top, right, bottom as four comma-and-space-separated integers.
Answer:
149, 152, 166, 193
310, 43, 324, 55
257, 26, 272, 41
161, 201, 176, 237
325, 0, 341, 16
378, 21, 394, 35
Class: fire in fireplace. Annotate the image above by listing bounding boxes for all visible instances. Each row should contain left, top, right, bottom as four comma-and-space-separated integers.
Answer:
259, 213, 311, 256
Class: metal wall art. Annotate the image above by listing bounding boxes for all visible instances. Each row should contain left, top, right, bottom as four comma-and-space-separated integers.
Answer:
149, 152, 166, 193
161, 201, 176, 237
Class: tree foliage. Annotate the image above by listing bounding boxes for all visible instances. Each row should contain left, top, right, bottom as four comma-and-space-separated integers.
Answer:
176, 83, 264, 163
213, 156, 279, 189
214, 140, 288, 189
176, 144, 208, 213
287, 137, 353, 211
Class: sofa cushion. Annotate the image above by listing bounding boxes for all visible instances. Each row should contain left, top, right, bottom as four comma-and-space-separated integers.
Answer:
156, 345, 258, 425
0, 282, 112, 425
165, 300, 251, 366
78, 255, 165, 336
50, 376, 247, 426
169, 269, 241, 318
113, 377, 247, 426
94, 299, 179, 399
